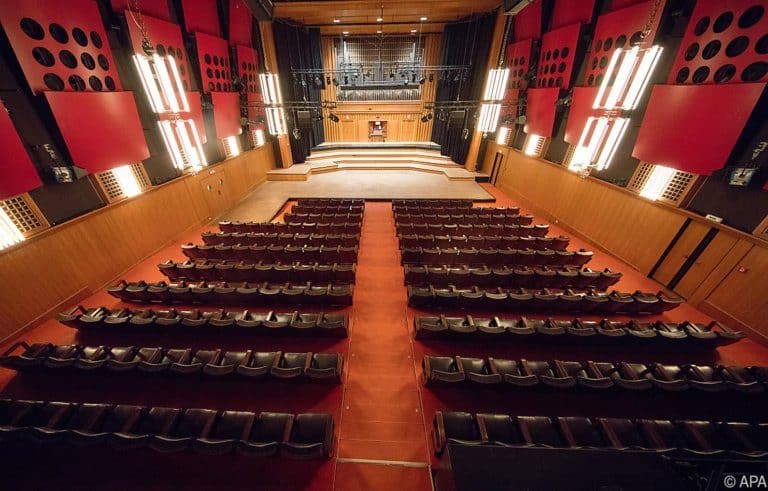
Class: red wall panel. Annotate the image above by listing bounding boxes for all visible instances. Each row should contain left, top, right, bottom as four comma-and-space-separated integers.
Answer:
524, 88, 560, 136
0, 103, 42, 199
610, 0, 647, 9
551, 0, 595, 30
45, 92, 150, 173
632, 83, 766, 175
235, 45, 260, 101
534, 23, 582, 90
229, 0, 253, 47
211, 91, 242, 139
195, 33, 234, 93
583, 1, 661, 88
112, 0, 172, 21
181, 0, 220, 37
126, 14, 193, 92
514, 0, 542, 41
0, 0, 122, 94
502, 88, 520, 122
506, 39, 534, 89
667, 0, 768, 85
564, 86, 599, 144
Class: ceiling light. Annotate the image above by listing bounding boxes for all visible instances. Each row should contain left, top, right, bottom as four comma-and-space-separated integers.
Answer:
410, 29, 417, 33
420, 16, 427, 21
376, 17, 383, 22
376, 30, 382, 34
342, 31, 349, 35
333, 18, 340, 23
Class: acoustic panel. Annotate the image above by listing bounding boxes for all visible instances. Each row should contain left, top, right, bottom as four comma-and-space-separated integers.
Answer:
633, 83, 766, 175
112, 0, 172, 21
583, 1, 661, 88
668, 0, 768, 85
235, 45, 260, 101
0, 0, 122, 94
181, 0, 220, 37
551, 0, 595, 30
535, 22, 582, 90
502, 88, 520, 122
564, 86, 599, 144
523, 88, 560, 136
514, 0, 542, 41
211, 91, 242, 139
46, 91, 150, 173
195, 32, 234, 93
0, 104, 42, 200
610, 0, 648, 9
506, 39, 534, 89
125, 14, 193, 92
229, 0, 253, 47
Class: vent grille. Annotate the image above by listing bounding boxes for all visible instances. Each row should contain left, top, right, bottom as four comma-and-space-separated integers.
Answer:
628, 162, 655, 192
661, 171, 695, 203
95, 163, 152, 203
250, 128, 265, 148
131, 163, 151, 189
0, 194, 49, 237
629, 162, 698, 206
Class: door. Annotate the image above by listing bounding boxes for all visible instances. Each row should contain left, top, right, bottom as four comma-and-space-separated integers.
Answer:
490, 151, 504, 185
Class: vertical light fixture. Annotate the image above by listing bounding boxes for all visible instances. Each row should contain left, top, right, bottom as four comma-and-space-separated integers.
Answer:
592, 46, 663, 110
639, 164, 675, 200
478, 68, 510, 134
523, 134, 546, 157
0, 206, 24, 250
496, 126, 511, 145
259, 73, 287, 136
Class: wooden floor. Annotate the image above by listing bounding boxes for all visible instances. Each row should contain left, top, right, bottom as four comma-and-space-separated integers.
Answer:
1, 181, 767, 490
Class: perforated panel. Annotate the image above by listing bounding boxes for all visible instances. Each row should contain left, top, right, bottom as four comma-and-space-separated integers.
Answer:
131, 163, 152, 190
506, 39, 533, 89
46, 91, 150, 173
0, 0, 122, 94
181, 0, 221, 37
502, 88, 520, 123
583, 1, 661, 88
211, 91, 242, 138
125, 14, 193, 92
112, 0, 172, 21
195, 32, 234, 93
229, 0, 253, 46
514, 0, 543, 41
551, 0, 595, 29
235, 45, 260, 101
668, 0, 768, 85
564, 86, 599, 144
0, 194, 48, 236
627, 162, 655, 191
523, 88, 560, 137
535, 23, 582, 89
661, 170, 696, 203
0, 101, 42, 200
96, 169, 124, 201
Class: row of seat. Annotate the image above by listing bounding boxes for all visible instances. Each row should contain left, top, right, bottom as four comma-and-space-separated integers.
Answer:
59, 307, 349, 337
432, 411, 768, 458
392, 199, 473, 208
422, 356, 768, 393
399, 234, 569, 251
107, 281, 354, 307
202, 232, 361, 247
290, 205, 364, 215
404, 265, 621, 290
401, 248, 593, 267
408, 287, 682, 314
298, 198, 363, 207
395, 213, 534, 226
219, 221, 361, 234
283, 213, 362, 225
159, 260, 356, 284
413, 315, 743, 347
396, 223, 550, 237
181, 244, 358, 263
0, 399, 333, 458
392, 205, 518, 214
1, 342, 343, 382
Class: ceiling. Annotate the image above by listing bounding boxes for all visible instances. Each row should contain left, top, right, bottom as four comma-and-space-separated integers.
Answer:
273, 0, 502, 35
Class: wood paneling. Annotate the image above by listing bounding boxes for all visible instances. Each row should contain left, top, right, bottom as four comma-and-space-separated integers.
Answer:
0, 145, 275, 341
674, 232, 739, 299
651, 221, 710, 287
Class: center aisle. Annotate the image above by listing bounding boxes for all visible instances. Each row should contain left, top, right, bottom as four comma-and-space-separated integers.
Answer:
333, 202, 432, 490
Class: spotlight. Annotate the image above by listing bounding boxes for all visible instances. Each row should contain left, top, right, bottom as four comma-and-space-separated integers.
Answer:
410, 29, 417, 34
332, 77, 339, 86
328, 113, 340, 122
292, 127, 301, 140
420, 16, 427, 21
344, 75, 349, 85
377, 30, 383, 34
411, 73, 417, 83
313, 76, 323, 87
376, 17, 383, 22
342, 31, 349, 35
389, 72, 395, 79
418, 76, 425, 84
420, 113, 433, 123
326, 76, 331, 85
428, 73, 434, 82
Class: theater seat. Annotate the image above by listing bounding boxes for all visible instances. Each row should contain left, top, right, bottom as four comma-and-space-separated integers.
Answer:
423, 356, 463, 384
237, 351, 280, 378
203, 350, 250, 376
457, 357, 501, 384
112, 407, 180, 450
597, 418, 648, 449
65, 403, 116, 446
557, 417, 607, 448
150, 408, 217, 453
272, 352, 309, 379
282, 413, 334, 459
0, 342, 53, 369
433, 411, 482, 455
518, 416, 565, 447
648, 363, 690, 391
685, 365, 727, 392
238, 412, 292, 457
194, 411, 254, 455
476, 413, 524, 446
306, 353, 343, 382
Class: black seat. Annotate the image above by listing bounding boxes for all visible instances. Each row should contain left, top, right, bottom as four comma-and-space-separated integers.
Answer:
423, 356, 464, 385
112, 407, 180, 450
193, 411, 255, 455
239, 412, 293, 457
150, 408, 217, 452
237, 351, 280, 377
282, 413, 334, 459
433, 411, 482, 455
519, 416, 565, 447
476, 413, 524, 446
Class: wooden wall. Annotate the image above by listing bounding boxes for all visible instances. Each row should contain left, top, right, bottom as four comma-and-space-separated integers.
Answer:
0, 145, 276, 341
483, 141, 768, 342
319, 34, 441, 142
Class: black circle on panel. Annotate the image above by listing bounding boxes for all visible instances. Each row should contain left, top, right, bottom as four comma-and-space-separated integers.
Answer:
684, 42, 699, 60
616, 35, 627, 48
553, 48, 560, 59
702, 39, 721, 59
692, 66, 710, 83
595, 73, 604, 85
556, 77, 563, 87
59, 50, 77, 68
175, 48, 183, 61
713, 11, 734, 33
216, 82, 222, 91
587, 74, 595, 85
591, 57, 598, 69
49, 23, 68, 43
741, 61, 768, 81
558, 62, 566, 73
208, 81, 215, 91
156, 44, 166, 56
72, 27, 87, 46
629, 31, 643, 45
21, 18, 45, 40
32, 46, 55, 67
213, 55, 220, 66
694, 17, 710, 35
599, 56, 608, 68
520, 57, 525, 66
105, 76, 115, 90
713, 64, 736, 82
167, 46, 175, 58
547, 77, 554, 87
561, 47, 569, 58
90, 31, 103, 48
604, 37, 613, 51
757, 34, 768, 54
542, 65, 549, 74
242, 61, 247, 70
88, 75, 103, 91
68, 74, 86, 91
738, 5, 764, 28
204, 54, 212, 64
81, 52, 95, 70
179, 64, 186, 75
183, 80, 189, 91
215, 69, 221, 79
726, 36, 749, 57
43, 73, 64, 90
97, 54, 109, 70
206, 68, 213, 78
675, 66, 690, 83
550, 63, 556, 73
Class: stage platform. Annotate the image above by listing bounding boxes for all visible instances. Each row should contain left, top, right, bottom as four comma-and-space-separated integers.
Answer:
313, 141, 441, 151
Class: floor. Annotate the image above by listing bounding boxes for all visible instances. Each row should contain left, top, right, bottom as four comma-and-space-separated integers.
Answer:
2, 179, 767, 490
